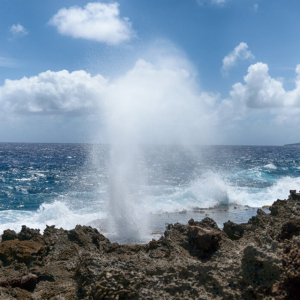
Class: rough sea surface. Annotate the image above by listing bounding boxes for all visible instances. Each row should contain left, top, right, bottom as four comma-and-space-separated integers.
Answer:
0, 143, 300, 242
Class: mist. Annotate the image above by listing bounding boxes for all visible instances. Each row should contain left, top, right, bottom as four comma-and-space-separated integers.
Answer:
92, 45, 216, 240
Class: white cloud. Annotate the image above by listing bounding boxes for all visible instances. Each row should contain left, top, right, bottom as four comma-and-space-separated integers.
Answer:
0, 52, 217, 144
3, 46, 300, 145
9, 24, 28, 37
222, 42, 255, 76
0, 70, 107, 115
229, 62, 300, 109
49, 2, 134, 45
253, 4, 259, 12
212, 62, 300, 144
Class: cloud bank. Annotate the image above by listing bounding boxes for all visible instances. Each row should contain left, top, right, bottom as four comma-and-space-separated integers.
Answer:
0, 52, 217, 144
1, 43, 300, 145
0, 70, 107, 115
49, 2, 134, 45
222, 42, 255, 76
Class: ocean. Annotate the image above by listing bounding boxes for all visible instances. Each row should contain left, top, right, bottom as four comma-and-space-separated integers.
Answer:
0, 143, 300, 243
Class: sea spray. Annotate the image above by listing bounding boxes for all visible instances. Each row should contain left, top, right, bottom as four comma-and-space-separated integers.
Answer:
92, 44, 216, 240
108, 144, 148, 240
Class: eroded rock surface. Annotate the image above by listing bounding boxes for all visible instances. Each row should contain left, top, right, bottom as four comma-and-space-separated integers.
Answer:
1, 191, 300, 299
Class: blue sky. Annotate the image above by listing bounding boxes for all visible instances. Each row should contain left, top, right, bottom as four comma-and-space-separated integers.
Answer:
1, 0, 300, 145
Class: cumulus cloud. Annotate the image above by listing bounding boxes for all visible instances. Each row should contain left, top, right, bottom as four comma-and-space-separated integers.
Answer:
229, 62, 300, 109
9, 24, 28, 37
49, 2, 134, 45
222, 42, 255, 76
0, 70, 107, 115
0, 51, 217, 144
211, 62, 300, 144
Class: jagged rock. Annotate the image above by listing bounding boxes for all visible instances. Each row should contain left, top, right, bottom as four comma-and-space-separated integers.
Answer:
248, 208, 271, 228
164, 222, 189, 249
1, 230, 18, 241
17, 226, 41, 241
279, 244, 300, 299
277, 219, 300, 241
241, 244, 282, 287
270, 199, 288, 216
0, 239, 45, 266
67, 225, 109, 250
223, 220, 245, 240
188, 217, 219, 230
188, 225, 221, 257
289, 190, 300, 201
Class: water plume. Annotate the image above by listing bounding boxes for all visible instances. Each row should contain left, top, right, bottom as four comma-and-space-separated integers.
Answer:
94, 43, 216, 241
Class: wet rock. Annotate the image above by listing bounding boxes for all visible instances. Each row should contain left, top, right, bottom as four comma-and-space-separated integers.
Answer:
223, 220, 244, 240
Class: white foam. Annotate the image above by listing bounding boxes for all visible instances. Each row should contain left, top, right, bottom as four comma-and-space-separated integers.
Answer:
0, 200, 104, 234
141, 172, 300, 213
231, 176, 300, 207
264, 163, 277, 170
142, 171, 230, 213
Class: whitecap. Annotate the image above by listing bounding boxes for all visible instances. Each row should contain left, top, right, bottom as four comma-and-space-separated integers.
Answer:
263, 163, 277, 170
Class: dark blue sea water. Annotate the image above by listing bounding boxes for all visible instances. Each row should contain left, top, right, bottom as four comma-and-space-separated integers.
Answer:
0, 143, 300, 241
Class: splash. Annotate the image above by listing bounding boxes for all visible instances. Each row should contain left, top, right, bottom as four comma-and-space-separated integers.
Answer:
107, 144, 148, 240
95, 44, 215, 240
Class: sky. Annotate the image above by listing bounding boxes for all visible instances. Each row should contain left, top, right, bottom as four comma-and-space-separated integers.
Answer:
1, 0, 300, 145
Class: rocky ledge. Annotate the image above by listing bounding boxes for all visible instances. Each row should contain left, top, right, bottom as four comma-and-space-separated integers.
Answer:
1, 191, 300, 299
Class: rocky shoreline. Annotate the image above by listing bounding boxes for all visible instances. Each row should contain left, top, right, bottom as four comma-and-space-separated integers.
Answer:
0, 191, 300, 299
